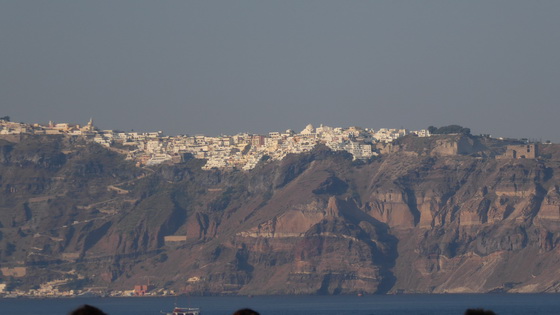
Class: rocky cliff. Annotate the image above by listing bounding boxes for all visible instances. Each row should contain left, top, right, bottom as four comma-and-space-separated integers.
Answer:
1, 134, 560, 294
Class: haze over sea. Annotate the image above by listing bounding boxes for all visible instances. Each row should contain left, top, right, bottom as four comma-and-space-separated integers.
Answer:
1, 294, 559, 315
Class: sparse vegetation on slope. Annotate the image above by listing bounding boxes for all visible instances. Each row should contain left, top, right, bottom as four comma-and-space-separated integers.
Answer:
2, 134, 560, 295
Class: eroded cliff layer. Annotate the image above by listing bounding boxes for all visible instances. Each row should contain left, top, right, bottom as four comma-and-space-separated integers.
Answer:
2, 134, 560, 294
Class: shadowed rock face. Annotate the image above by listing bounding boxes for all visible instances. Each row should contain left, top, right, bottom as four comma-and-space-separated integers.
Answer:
3, 134, 560, 294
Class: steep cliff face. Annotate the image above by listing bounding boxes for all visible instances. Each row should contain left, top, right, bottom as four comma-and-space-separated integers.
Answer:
382, 156, 560, 293
2, 134, 560, 294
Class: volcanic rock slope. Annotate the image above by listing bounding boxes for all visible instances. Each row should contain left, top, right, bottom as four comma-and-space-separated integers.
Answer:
1, 134, 560, 294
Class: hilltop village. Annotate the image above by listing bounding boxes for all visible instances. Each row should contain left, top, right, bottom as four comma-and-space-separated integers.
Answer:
0, 118, 431, 170
0, 118, 553, 298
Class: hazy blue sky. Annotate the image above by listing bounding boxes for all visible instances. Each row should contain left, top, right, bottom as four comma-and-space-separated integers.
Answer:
1, 1, 559, 141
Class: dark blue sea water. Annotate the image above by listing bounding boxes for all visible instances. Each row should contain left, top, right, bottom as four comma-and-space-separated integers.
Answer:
0, 294, 559, 315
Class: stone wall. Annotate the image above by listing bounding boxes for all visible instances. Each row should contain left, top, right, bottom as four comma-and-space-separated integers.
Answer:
497, 144, 538, 159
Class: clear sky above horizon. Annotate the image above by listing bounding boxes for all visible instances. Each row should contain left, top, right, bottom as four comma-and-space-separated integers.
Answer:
1, 1, 559, 141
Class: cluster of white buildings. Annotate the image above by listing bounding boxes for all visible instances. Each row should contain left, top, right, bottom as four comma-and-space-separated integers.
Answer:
0, 283, 175, 298
0, 118, 97, 136
0, 118, 431, 170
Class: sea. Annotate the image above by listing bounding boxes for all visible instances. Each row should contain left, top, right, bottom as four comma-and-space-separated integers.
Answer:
1, 294, 559, 315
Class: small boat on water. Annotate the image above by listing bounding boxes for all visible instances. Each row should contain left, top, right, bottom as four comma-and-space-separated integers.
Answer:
162, 307, 201, 315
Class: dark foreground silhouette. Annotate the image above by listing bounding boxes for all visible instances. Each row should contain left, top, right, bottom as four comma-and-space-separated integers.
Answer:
69, 305, 108, 315
232, 308, 260, 315
69, 304, 495, 315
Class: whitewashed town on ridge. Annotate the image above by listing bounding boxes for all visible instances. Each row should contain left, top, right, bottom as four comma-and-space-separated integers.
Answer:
0, 118, 431, 170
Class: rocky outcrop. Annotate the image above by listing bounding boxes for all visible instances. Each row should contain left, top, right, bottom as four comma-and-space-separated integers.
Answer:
3, 135, 560, 294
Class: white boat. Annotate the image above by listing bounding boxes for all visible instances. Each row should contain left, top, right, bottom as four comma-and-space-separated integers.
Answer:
162, 307, 201, 315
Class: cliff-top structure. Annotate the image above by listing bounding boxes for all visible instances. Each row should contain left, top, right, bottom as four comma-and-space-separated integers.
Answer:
0, 118, 557, 297
1, 118, 434, 170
